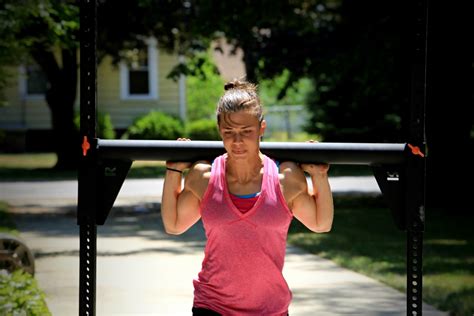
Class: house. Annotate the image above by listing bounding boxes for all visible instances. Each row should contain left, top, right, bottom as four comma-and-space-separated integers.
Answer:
211, 38, 246, 82
0, 38, 186, 152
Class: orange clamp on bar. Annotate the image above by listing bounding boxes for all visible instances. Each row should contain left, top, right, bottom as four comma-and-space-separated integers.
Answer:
408, 143, 425, 157
82, 136, 91, 156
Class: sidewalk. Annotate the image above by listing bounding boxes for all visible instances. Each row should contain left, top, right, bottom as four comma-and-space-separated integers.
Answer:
2, 178, 448, 315
0, 176, 381, 207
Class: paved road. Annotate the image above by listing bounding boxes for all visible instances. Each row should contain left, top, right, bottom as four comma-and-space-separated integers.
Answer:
1, 178, 448, 316
0, 176, 381, 206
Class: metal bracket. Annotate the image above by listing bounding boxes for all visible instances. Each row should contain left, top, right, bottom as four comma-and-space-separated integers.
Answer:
372, 165, 406, 230
96, 158, 132, 225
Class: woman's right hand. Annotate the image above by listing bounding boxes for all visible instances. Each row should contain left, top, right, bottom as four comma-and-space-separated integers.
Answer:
165, 138, 192, 172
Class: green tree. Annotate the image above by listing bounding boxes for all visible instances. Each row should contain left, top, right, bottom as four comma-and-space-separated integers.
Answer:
186, 52, 224, 121
0, 1, 80, 169
0, 0, 214, 169
303, 1, 409, 143
201, 0, 472, 212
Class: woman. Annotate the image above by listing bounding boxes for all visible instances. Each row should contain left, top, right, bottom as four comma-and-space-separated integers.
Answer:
161, 79, 334, 316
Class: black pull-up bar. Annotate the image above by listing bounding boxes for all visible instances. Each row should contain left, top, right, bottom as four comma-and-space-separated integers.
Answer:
97, 139, 408, 165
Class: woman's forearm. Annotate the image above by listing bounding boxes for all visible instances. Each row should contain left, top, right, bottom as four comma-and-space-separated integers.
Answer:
310, 173, 334, 232
161, 172, 183, 234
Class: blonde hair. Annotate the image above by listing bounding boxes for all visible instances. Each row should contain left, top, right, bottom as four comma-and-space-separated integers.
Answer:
216, 79, 264, 124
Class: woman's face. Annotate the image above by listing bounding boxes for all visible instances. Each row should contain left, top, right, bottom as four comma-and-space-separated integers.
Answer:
218, 111, 266, 160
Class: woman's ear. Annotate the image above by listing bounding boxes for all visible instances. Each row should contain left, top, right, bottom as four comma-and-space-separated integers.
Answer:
260, 120, 267, 137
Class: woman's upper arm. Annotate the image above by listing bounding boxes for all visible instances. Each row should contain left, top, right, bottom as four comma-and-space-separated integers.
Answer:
173, 161, 211, 233
185, 160, 212, 200
280, 162, 308, 210
280, 162, 319, 230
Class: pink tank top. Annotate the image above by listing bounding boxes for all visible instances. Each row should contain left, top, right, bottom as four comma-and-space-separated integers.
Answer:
193, 154, 293, 315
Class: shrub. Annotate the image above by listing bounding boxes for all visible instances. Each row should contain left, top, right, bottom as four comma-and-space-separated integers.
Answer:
186, 119, 220, 140
74, 111, 116, 139
97, 113, 116, 139
0, 270, 50, 315
122, 111, 184, 140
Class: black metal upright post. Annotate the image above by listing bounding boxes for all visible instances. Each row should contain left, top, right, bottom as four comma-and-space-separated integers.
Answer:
406, 0, 428, 315
78, 0, 98, 315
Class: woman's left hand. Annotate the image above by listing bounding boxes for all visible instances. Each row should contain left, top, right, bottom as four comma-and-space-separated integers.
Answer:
300, 140, 330, 176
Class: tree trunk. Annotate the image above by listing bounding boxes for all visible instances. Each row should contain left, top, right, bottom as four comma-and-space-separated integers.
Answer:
32, 48, 79, 170
241, 45, 258, 84
425, 2, 473, 214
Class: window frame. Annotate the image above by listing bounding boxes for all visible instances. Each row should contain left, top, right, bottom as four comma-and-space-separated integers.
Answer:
120, 37, 159, 100
18, 64, 48, 100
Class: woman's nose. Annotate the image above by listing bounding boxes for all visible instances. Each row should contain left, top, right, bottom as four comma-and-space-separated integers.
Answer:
233, 133, 243, 143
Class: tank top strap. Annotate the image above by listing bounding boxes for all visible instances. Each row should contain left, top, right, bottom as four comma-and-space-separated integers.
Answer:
262, 155, 279, 200
210, 154, 226, 191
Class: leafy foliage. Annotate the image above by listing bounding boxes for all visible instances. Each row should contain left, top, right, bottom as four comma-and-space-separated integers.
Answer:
186, 119, 220, 140
122, 111, 184, 140
0, 269, 50, 316
0, 1, 77, 104
302, 1, 408, 142
259, 70, 313, 107
74, 112, 116, 139
0, 201, 49, 314
186, 52, 224, 121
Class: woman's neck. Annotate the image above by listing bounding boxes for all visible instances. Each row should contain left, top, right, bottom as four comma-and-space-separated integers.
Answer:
226, 153, 264, 184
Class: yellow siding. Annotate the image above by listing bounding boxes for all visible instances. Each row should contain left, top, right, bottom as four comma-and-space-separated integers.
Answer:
0, 70, 23, 128
0, 67, 51, 130
1, 49, 181, 131
97, 51, 181, 129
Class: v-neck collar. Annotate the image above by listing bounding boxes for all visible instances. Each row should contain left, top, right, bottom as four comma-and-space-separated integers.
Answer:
223, 155, 267, 219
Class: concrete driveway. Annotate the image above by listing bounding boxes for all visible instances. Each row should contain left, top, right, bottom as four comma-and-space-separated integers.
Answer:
1, 177, 447, 316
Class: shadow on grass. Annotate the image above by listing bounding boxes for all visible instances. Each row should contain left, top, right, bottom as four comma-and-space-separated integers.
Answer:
0, 166, 167, 181
1, 164, 373, 182
9, 202, 206, 259
288, 195, 474, 316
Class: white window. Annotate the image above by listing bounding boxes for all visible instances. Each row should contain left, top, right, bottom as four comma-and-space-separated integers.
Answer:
120, 38, 158, 100
19, 63, 48, 99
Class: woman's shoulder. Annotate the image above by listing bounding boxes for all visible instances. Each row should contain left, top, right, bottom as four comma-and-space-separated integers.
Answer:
184, 161, 212, 199
276, 160, 306, 184
189, 160, 212, 176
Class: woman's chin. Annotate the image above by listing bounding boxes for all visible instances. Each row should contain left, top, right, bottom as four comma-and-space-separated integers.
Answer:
230, 151, 248, 159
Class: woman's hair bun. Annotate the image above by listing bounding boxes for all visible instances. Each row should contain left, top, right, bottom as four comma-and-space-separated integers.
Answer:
224, 81, 236, 91
224, 79, 256, 92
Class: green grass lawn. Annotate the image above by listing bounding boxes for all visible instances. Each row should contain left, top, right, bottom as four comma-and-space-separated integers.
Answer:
0, 152, 167, 180
288, 195, 474, 316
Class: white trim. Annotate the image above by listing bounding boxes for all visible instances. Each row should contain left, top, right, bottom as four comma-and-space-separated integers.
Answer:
18, 65, 46, 100
178, 55, 187, 121
120, 37, 159, 100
